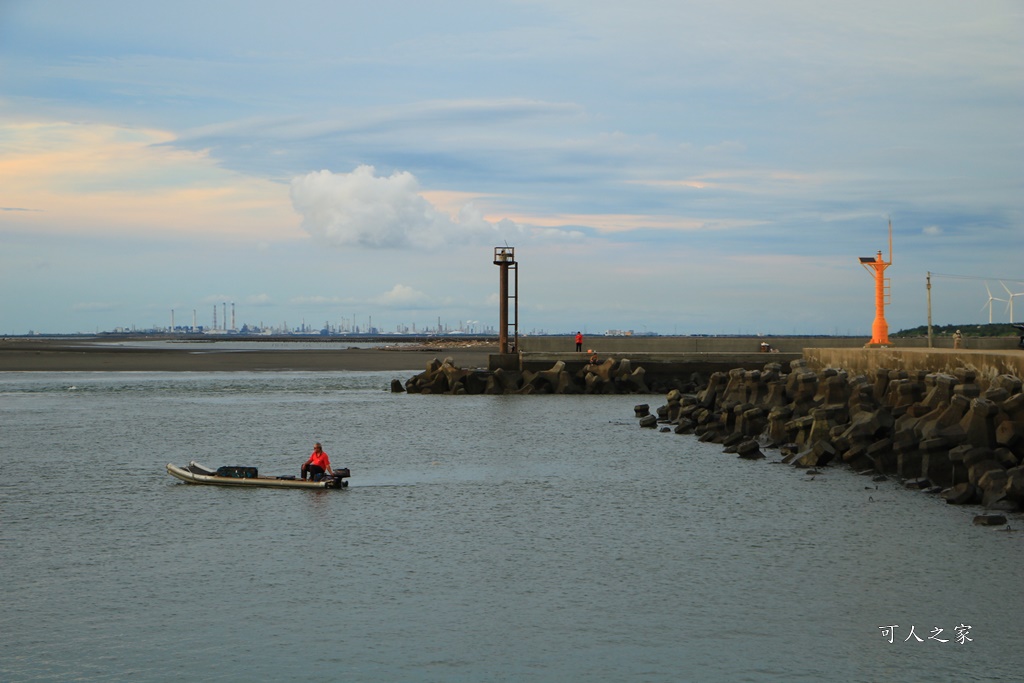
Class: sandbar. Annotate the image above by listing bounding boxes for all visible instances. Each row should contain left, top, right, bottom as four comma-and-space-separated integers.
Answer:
0, 338, 495, 373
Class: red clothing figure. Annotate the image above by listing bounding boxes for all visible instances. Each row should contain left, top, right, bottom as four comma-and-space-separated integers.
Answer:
575, 332, 583, 352
302, 442, 333, 481
309, 449, 330, 470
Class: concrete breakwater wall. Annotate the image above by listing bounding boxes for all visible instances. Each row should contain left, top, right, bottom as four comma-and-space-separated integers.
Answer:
635, 359, 1024, 521
519, 335, 1022, 354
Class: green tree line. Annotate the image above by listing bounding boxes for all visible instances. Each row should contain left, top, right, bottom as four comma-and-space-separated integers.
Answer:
893, 323, 1023, 338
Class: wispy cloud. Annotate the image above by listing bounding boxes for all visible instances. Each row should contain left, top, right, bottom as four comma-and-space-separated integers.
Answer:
0, 121, 300, 241
246, 294, 274, 306
372, 284, 431, 307
179, 98, 585, 145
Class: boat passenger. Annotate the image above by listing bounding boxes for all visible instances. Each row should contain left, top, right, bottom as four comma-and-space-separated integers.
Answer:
301, 442, 334, 482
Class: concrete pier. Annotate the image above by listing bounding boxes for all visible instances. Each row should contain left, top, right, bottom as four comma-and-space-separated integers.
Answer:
490, 336, 1023, 390
804, 348, 1024, 389
516, 334, 1022, 354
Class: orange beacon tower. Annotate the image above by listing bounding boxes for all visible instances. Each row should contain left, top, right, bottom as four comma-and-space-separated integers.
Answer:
859, 221, 893, 347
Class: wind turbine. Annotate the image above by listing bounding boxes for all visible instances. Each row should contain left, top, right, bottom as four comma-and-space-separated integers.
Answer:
1001, 281, 1024, 323
982, 283, 1007, 324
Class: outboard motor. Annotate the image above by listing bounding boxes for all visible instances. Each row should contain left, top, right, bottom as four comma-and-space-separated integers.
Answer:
328, 468, 351, 489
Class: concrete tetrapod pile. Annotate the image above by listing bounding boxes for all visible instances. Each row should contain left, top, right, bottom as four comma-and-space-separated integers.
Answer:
635, 359, 1024, 521
396, 356, 651, 395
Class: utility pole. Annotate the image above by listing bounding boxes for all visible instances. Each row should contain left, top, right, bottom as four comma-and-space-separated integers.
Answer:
926, 271, 933, 348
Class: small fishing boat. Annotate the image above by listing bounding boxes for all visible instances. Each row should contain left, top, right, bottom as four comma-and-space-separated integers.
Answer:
166, 461, 350, 489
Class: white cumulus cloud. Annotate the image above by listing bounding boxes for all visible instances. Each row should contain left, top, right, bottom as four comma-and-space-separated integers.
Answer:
291, 165, 463, 249
290, 165, 579, 250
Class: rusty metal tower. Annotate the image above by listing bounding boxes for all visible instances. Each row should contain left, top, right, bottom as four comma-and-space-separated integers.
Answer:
859, 220, 893, 346
493, 246, 518, 354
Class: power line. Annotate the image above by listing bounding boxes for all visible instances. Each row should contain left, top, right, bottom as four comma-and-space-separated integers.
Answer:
930, 272, 1024, 285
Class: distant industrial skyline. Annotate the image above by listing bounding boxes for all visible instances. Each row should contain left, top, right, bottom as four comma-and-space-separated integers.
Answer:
14, 275, 1024, 338
162, 303, 499, 337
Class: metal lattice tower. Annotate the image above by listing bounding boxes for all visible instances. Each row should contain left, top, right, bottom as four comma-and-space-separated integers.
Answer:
493, 247, 518, 354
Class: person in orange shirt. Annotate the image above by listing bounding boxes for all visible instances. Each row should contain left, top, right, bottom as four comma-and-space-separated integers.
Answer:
301, 442, 334, 481
575, 331, 583, 351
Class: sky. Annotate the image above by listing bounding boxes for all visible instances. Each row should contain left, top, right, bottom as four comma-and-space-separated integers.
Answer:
1, 0, 1022, 336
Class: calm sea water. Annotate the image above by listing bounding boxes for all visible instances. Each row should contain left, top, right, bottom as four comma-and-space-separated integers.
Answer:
1, 371, 1021, 682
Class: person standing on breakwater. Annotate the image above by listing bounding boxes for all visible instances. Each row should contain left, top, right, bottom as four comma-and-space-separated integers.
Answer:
575, 331, 583, 352
301, 442, 334, 481
953, 329, 964, 349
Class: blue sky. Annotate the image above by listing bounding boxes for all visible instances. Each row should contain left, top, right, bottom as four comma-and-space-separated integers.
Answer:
1, 0, 1021, 335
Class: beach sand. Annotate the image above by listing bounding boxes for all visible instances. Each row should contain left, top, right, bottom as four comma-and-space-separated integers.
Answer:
0, 338, 496, 373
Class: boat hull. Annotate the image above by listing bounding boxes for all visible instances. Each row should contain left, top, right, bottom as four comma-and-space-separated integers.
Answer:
166, 462, 348, 489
